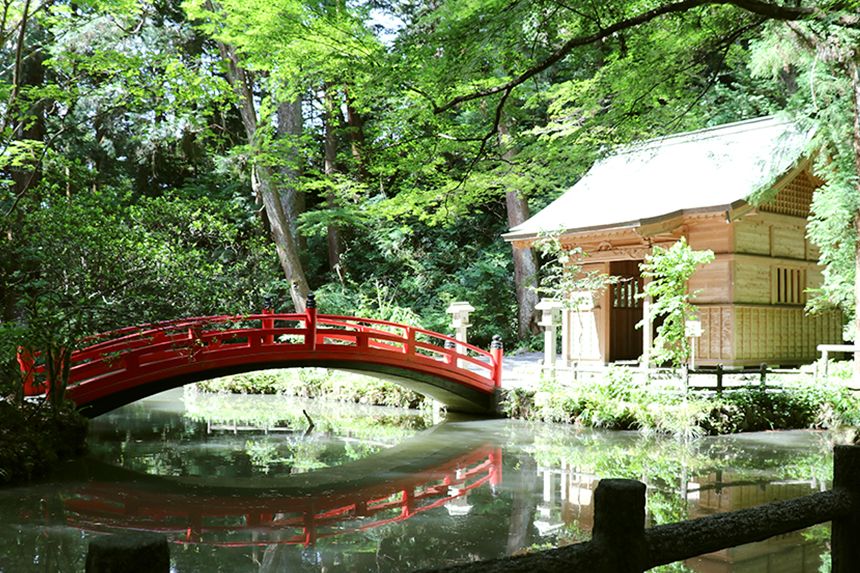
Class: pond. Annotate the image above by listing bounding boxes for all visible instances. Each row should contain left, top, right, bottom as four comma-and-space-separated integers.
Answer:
0, 386, 850, 572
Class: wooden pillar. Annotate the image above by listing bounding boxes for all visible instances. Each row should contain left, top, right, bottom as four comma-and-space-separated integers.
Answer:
592, 479, 646, 573
832, 445, 860, 572
641, 275, 652, 371
86, 533, 169, 573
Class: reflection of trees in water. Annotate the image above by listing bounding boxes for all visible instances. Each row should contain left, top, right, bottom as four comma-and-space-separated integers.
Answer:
525, 427, 843, 573
85, 393, 434, 480
2, 414, 848, 573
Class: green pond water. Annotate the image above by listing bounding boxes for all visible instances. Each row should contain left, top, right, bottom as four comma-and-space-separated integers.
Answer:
0, 386, 852, 573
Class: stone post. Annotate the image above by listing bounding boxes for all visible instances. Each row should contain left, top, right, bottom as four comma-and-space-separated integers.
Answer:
536, 299, 563, 369
832, 445, 860, 572
446, 301, 475, 345
446, 302, 474, 367
560, 309, 571, 367
86, 533, 169, 573
591, 479, 646, 573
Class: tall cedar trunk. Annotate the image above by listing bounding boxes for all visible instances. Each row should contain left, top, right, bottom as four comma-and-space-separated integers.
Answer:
4, 6, 43, 323
323, 87, 342, 273
217, 39, 309, 312
499, 121, 540, 339
276, 98, 305, 250
850, 57, 860, 385
344, 87, 368, 179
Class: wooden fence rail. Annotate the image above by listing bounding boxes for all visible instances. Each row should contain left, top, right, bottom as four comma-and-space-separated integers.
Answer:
426, 445, 860, 573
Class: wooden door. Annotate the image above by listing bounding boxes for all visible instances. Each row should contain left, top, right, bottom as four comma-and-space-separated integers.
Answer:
609, 260, 643, 363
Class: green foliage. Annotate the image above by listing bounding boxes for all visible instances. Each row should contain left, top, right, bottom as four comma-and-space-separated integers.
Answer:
0, 401, 87, 484
501, 373, 860, 437
640, 238, 715, 367
196, 368, 426, 409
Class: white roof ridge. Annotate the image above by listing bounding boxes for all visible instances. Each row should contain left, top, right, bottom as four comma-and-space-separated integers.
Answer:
611, 115, 791, 157
504, 114, 809, 241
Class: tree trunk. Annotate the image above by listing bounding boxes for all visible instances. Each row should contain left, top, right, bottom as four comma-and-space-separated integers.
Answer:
499, 121, 540, 339
323, 87, 342, 274
344, 86, 368, 179
216, 38, 310, 311
276, 97, 305, 250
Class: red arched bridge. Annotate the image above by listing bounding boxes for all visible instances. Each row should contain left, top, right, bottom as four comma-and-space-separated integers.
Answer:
20, 295, 504, 417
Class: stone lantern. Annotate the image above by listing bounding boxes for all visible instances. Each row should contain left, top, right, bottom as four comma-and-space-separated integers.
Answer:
446, 301, 475, 344
446, 302, 475, 369
536, 298, 563, 368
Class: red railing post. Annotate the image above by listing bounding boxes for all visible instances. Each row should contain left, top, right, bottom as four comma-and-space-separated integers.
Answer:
306, 292, 317, 351
16, 346, 36, 395
262, 306, 274, 345
123, 352, 139, 373
489, 447, 503, 487
406, 327, 415, 358
444, 339, 456, 365
490, 335, 503, 387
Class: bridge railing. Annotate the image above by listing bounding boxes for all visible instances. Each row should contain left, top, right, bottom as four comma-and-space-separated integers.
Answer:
22, 300, 504, 397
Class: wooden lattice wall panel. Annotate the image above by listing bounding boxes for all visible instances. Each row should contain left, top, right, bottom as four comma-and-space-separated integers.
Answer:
698, 306, 734, 361
697, 305, 840, 365
732, 306, 840, 365
759, 170, 819, 218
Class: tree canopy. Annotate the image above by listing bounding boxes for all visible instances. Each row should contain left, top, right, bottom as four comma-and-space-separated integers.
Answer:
2, 0, 860, 395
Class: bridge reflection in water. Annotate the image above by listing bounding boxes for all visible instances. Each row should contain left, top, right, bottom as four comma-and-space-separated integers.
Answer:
61, 445, 501, 549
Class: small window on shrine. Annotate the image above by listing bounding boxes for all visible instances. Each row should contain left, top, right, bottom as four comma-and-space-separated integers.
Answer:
774, 267, 805, 305
612, 277, 642, 309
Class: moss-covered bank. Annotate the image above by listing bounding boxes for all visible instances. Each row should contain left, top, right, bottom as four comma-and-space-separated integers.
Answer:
501, 370, 860, 436
197, 367, 860, 437
0, 401, 88, 484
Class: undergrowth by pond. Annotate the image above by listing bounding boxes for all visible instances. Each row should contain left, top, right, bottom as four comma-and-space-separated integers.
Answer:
196, 368, 426, 409
501, 367, 860, 437
0, 401, 88, 484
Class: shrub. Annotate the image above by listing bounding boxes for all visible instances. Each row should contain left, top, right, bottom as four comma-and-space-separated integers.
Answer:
500, 372, 860, 437
0, 401, 88, 484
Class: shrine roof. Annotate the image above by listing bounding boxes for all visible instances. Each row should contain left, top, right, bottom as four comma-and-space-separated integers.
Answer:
503, 116, 812, 242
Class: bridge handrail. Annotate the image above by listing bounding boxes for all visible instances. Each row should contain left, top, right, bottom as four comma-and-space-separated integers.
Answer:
78, 313, 308, 353
317, 315, 494, 359
23, 305, 504, 399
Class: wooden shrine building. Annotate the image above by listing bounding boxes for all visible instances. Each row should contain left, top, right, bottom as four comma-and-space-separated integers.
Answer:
503, 116, 842, 367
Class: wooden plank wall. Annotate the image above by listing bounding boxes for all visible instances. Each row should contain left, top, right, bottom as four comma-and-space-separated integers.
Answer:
696, 305, 841, 365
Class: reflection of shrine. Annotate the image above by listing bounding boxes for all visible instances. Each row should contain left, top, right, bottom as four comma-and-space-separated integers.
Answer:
61, 446, 501, 548
684, 472, 826, 573
535, 464, 826, 572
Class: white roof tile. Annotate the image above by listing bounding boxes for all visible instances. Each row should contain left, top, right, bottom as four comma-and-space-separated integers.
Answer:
503, 116, 811, 241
